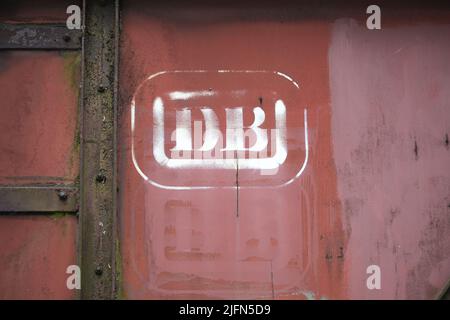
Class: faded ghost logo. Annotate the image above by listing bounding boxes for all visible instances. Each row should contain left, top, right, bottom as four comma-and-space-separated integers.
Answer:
131, 70, 308, 189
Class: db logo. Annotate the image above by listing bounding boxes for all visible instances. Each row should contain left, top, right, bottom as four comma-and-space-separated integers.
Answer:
131, 70, 308, 189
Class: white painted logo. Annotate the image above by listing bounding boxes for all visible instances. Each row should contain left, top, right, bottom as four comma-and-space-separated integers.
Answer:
131, 70, 308, 189
366, 264, 381, 290
153, 98, 289, 172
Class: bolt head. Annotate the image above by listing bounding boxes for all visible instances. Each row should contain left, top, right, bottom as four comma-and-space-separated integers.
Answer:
96, 174, 106, 183
95, 267, 103, 276
58, 191, 68, 201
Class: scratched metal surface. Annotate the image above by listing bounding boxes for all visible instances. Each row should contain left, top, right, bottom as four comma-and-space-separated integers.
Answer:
118, 0, 450, 299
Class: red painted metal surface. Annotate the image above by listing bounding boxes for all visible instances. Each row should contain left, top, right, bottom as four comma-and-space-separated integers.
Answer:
0, 51, 80, 185
119, 1, 450, 299
0, 215, 77, 299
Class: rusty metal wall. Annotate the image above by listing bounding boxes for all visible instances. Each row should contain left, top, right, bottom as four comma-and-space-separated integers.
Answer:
118, 0, 450, 299
0, 0, 449, 300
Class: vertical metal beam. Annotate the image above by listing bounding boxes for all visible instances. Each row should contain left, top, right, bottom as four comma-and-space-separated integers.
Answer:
80, 0, 118, 300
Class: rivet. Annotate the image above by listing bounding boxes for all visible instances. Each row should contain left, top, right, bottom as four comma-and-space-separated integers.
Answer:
98, 85, 106, 93
96, 174, 106, 183
95, 266, 103, 276
58, 191, 68, 201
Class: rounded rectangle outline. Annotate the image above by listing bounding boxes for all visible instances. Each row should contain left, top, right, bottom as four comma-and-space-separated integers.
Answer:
131, 70, 308, 190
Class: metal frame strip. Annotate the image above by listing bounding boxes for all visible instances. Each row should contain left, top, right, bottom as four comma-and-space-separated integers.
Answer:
0, 23, 82, 50
79, 0, 118, 300
0, 185, 79, 213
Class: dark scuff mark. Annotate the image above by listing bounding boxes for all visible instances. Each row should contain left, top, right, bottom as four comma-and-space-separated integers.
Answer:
406, 200, 450, 298
270, 260, 275, 299
414, 139, 419, 160
389, 207, 400, 225
0, 51, 13, 73
445, 133, 449, 149
337, 247, 344, 259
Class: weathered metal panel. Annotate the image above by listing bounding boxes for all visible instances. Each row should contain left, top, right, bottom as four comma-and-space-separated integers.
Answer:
0, 215, 78, 299
118, 0, 450, 300
329, 19, 450, 299
0, 1, 82, 300
0, 51, 80, 186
